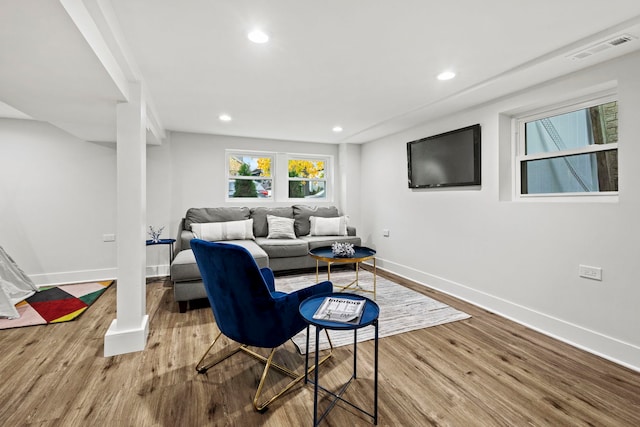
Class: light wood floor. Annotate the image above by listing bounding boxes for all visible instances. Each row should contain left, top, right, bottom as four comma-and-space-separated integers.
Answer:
1, 272, 639, 426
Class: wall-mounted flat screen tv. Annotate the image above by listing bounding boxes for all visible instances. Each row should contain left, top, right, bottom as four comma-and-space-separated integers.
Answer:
407, 124, 481, 188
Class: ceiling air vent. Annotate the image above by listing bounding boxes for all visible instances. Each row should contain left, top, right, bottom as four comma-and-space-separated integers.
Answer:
608, 35, 633, 46
567, 33, 637, 60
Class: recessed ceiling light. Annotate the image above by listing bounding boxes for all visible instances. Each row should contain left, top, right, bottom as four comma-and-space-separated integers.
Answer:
219, 114, 232, 122
332, 126, 343, 133
437, 70, 456, 81
248, 29, 269, 44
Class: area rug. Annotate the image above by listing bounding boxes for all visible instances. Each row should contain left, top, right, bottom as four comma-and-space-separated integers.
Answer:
0, 280, 113, 330
275, 270, 470, 354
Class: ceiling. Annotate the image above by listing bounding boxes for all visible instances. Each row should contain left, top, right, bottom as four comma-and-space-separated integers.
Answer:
1, 1, 640, 145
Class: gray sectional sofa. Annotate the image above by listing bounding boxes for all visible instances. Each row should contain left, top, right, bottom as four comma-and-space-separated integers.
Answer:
170, 205, 361, 312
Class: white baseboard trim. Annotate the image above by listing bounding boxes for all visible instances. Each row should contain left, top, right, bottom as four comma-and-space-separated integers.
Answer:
104, 315, 149, 357
146, 264, 170, 278
376, 257, 640, 373
30, 268, 118, 287
30, 265, 171, 287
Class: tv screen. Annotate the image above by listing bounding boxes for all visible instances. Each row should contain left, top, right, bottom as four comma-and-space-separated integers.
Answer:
407, 124, 481, 188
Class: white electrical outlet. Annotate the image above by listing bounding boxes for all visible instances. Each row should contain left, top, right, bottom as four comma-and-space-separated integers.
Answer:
383, 229, 390, 237
103, 233, 116, 242
579, 265, 602, 281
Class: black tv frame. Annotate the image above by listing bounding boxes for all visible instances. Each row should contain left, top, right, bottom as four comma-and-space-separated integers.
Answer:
407, 124, 481, 189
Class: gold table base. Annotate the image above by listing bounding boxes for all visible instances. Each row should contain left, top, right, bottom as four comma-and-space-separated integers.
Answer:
312, 254, 376, 300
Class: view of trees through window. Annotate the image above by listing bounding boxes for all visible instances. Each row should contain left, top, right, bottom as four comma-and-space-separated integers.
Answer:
288, 159, 326, 199
228, 154, 272, 198
226, 153, 329, 200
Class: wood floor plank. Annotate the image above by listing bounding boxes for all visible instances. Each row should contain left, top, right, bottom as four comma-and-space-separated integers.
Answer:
1, 273, 639, 426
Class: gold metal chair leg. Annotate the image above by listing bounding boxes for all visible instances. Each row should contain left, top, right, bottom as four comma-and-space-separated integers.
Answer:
253, 348, 288, 412
251, 330, 334, 412
196, 329, 334, 412
195, 331, 242, 373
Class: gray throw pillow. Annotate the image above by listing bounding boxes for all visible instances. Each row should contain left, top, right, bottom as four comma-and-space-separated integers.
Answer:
267, 215, 297, 239
293, 205, 339, 236
184, 207, 250, 230
250, 207, 294, 237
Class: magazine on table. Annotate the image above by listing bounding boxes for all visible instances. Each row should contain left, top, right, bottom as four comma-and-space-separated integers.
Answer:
312, 296, 366, 324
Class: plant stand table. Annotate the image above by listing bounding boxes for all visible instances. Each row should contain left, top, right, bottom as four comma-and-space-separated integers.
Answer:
145, 238, 176, 263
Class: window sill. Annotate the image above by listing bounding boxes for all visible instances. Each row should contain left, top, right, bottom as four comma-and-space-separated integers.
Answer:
515, 192, 619, 203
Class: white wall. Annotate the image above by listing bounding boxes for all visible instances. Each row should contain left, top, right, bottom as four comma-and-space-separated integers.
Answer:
167, 131, 346, 238
360, 51, 640, 371
145, 138, 173, 276
0, 124, 352, 283
4, 52, 637, 369
339, 143, 362, 233
0, 119, 176, 282
147, 132, 356, 271
0, 119, 118, 285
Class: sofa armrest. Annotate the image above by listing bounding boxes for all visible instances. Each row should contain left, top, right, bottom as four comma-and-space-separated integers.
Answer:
174, 218, 186, 254
180, 229, 196, 250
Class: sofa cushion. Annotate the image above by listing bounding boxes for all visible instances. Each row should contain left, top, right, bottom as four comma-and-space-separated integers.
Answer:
267, 215, 297, 239
255, 237, 309, 258
309, 215, 347, 236
191, 219, 254, 241
292, 205, 339, 236
171, 241, 268, 282
301, 235, 362, 251
184, 207, 250, 230
174, 279, 208, 303
250, 206, 294, 237
171, 249, 203, 282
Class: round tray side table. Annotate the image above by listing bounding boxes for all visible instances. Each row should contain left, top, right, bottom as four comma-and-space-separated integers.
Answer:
299, 292, 379, 425
308, 246, 377, 299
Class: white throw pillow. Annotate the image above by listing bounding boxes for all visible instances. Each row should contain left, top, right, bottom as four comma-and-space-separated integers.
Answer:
266, 215, 297, 239
191, 219, 254, 241
309, 216, 347, 236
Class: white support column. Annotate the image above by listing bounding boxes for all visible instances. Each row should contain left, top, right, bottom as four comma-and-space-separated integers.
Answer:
338, 143, 349, 212
104, 81, 149, 357
338, 143, 361, 225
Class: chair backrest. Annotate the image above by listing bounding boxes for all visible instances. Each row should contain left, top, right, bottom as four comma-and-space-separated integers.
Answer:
190, 239, 286, 347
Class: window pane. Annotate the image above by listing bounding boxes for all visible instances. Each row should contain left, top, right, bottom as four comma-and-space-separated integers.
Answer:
229, 155, 272, 178
228, 179, 272, 198
288, 159, 325, 179
521, 150, 618, 194
525, 101, 618, 155
288, 180, 326, 199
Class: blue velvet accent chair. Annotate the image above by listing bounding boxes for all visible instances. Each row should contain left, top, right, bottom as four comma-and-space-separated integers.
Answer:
190, 239, 334, 412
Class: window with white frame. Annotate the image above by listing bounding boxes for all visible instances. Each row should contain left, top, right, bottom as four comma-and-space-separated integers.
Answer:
287, 156, 328, 199
515, 95, 618, 197
226, 152, 273, 199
